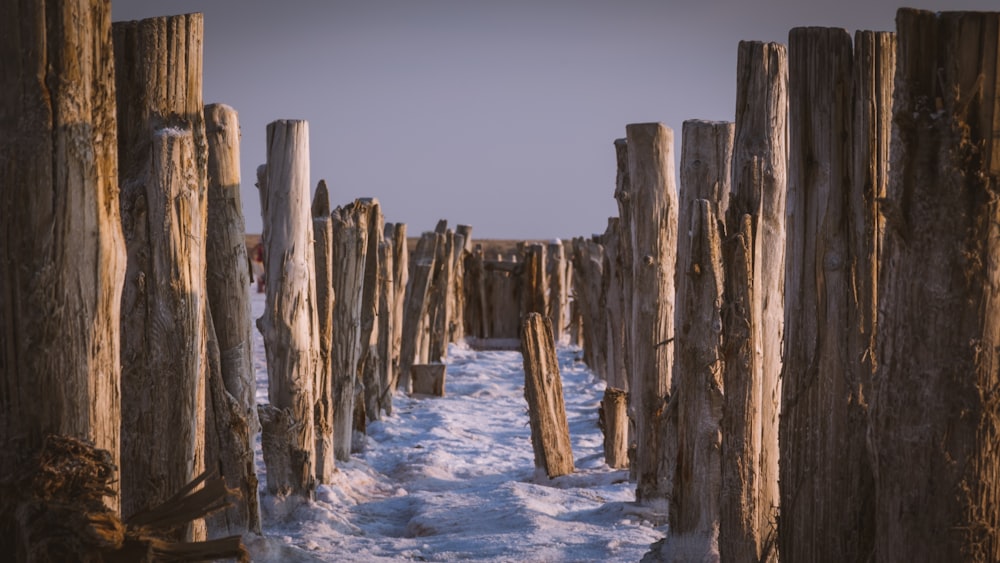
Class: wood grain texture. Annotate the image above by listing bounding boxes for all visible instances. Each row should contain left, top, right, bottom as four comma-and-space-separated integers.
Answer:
521, 314, 574, 479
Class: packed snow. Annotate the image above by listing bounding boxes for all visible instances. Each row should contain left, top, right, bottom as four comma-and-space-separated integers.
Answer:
245, 292, 664, 562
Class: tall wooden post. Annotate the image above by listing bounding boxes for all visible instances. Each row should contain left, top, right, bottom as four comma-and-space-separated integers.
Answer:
873, 9, 1000, 561
522, 243, 548, 319
625, 122, 678, 508
114, 14, 208, 537
663, 120, 732, 558
601, 220, 628, 392
256, 120, 317, 498
312, 181, 335, 483
385, 223, 408, 412
426, 224, 454, 363
375, 230, 395, 416
204, 103, 261, 534
547, 240, 568, 342
330, 201, 369, 461
720, 40, 787, 563
399, 232, 438, 392
358, 199, 384, 425
782, 27, 877, 563
570, 237, 606, 379
0, 2, 126, 545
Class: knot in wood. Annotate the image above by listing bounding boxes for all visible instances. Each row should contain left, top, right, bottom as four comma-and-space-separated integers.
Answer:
643, 255, 655, 266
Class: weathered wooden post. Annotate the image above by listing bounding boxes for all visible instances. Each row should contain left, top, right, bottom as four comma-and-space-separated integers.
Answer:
601, 219, 629, 392
427, 223, 454, 363
358, 199, 385, 426
375, 232, 395, 415
256, 119, 318, 498
625, 123, 678, 508
873, 9, 1000, 561
114, 14, 208, 537
385, 223, 408, 412
720, 40, 786, 563
522, 313, 575, 479
612, 138, 634, 386
312, 181, 335, 482
464, 244, 487, 338
781, 27, 884, 562
546, 240, 568, 342
330, 200, 369, 461
203, 103, 261, 534
522, 243, 549, 320
662, 120, 732, 558
571, 237, 606, 379
451, 224, 473, 343
399, 232, 438, 392
0, 3, 126, 549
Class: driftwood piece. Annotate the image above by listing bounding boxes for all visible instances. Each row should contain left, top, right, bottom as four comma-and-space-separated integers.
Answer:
114, 14, 208, 538
312, 181, 335, 482
625, 122, 678, 507
0, 2, 126, 545
330, 201, 369, 462
521, 314, 575, 479
872, 9, 1000, 561
411, 364, 447, 397
720, 40, 787, 563
204, 103, 261, 534
256, 119, 318, 498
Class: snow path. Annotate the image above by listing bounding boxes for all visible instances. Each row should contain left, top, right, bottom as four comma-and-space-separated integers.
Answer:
246, 292, 664, 562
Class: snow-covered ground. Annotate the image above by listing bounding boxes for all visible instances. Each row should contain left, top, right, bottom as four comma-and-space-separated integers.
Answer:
246, 291, 664, 562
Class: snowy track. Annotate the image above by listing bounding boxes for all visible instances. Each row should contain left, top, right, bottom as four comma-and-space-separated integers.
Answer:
247, 293, 663, 562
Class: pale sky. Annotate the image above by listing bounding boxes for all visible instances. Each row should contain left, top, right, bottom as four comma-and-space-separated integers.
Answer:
111, 0, 998, 239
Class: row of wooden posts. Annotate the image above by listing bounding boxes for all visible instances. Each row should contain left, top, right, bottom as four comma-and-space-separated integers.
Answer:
560, 11, 1000, 563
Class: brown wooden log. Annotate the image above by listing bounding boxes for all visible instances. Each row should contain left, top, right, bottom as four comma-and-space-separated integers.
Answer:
399, 232, 438, 392
611, 138, 634, 400
600, 388, 629, 469
625, 122, 678, 508
663, 200, 725, 559
114, 14, 209, 538
599, 222, 628, 393
256, 119, 317, 498
720, 40, 787, 563
464, 244, 487, 338
203, 103, 261, 534
357, 199, 385, 425
384, 223, 408, 413
521, 314, 575, 479
411, 364, 447, 397
571, 237, 607, 380
873, 9, 1000, 561
782, 27, 878, 563
451, 225, 473, 343
0, 2, 126, 543
521, 243, 548, 320
546, 240, 568, 342
330, 200, 370, 461
311, 181, 335, 482
375, 233, 395, 416
427, 226, 454, 363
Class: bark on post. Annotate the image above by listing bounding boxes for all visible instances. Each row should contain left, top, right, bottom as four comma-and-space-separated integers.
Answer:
203, 103, 261, 534
256, 119, 317, 498
0, 1, 126, 542
873, 9, 1000, 561
330, 201, 369, 461
399, 232, 438, 392
521, 314, 575, 479
625, 122, 678, 508
782, 27, 877, 563
114, 14, 208, 538
720, 40, 787, 563
311, 181, 335, 483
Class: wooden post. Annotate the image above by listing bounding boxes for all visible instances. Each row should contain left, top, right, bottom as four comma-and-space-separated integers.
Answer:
546, 240, 568, 342
873, 9, 1000, 561
375, 233, 395, 416
411, 364, 447, 396
464, 244, 487, 338
426, 222, 453, 363
625, 122, 678, 508
203, 103, 261, 534
720, 40, 787, 563
114, 14, 208, 537
601, 219, 628, 392
521, 314, 575, 479
311, 181, 335, 483
452, 224, 473, 343
358, 199, 385, 425
330, 201, 369, 461
782, 27, 879, 563
600, 389, 629, 469
571, 237, 607, 380
612, 138, 634, 389
256, 119, 317, 498
522, 243, 548, 319
0, 1, 126, 542
384, 223, 408, 413
399, 232, 438, 392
